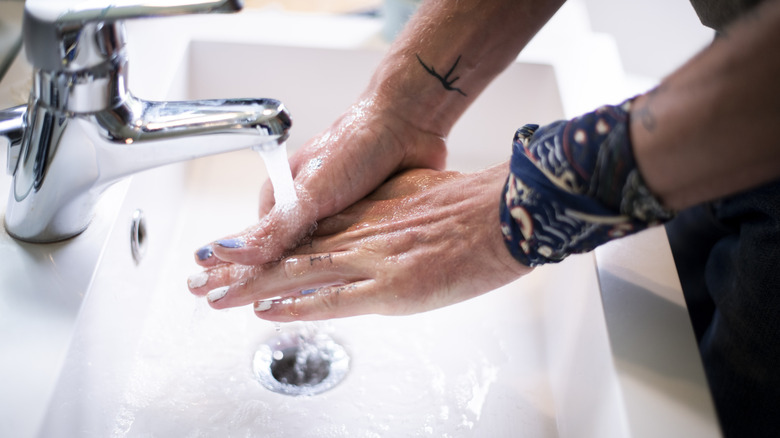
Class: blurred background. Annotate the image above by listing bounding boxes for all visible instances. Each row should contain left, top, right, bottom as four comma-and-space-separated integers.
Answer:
242, 0, 714, 82
1, 0, 714, 85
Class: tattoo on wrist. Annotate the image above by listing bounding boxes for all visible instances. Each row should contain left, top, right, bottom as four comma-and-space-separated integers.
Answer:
416, 54, 468, 96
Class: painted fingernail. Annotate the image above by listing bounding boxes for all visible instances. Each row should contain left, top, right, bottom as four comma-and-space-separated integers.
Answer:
207, 286, 229, 303
216, 238, 245, 249
187, 272, 209, 289
196, 245, 214, 261
255, 300, 273, 312
301, 288, 316, 295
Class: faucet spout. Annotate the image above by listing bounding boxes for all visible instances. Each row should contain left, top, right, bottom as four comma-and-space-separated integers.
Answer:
97, 95, 292, 179
4, 0, 292, 243
4, 95, 292, 243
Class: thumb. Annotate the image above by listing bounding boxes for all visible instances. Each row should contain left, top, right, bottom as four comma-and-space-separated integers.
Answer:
209, 193, 319, 266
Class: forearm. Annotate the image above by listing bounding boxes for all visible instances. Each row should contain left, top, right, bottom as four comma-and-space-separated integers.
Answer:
368, 0, 565, 141
631, 0, 780, 210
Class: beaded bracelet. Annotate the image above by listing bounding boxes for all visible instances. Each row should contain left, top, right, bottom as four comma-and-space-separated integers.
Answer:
499, 99, 675, 267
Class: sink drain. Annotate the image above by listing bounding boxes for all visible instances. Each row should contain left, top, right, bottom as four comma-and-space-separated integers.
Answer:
253, 330, 349, 396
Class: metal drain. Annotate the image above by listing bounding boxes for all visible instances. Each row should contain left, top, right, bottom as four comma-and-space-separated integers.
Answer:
253, 330, 349, 396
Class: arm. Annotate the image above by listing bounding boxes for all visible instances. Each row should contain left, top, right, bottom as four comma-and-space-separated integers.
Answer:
373, 0, 780, 272
196, 0, 566, 267
188, 1, 780, 320
631, 0, 780, 210
372, 0, 566, 142
500, 0, 780, 267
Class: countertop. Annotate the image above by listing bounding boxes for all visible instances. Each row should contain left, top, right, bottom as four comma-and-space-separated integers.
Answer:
0, 1, 23, 81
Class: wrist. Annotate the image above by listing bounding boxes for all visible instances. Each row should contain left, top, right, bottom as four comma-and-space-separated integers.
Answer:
366, 50, 473, 138
500, 101, 675, 267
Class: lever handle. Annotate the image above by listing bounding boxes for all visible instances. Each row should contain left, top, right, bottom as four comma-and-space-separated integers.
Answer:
24, 0, 243, 71
26, 0, 243, 25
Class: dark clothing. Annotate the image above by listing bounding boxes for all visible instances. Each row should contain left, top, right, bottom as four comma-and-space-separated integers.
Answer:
665, 1, 780, 437
667, 182, 780, 437
689, 0, 764, 30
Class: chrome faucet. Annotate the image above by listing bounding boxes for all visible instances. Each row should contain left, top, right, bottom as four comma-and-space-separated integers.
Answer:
0, 0, 292, 243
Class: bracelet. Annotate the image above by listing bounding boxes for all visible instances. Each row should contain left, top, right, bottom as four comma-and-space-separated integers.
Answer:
499, 99, 675, 267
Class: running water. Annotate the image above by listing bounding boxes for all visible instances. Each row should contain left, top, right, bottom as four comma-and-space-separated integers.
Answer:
253, 141, 297, 206
253, 142, 295, 334
251, 142, 351, 395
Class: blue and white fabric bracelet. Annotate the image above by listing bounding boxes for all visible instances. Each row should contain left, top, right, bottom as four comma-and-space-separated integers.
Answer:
499, 99, 675, 267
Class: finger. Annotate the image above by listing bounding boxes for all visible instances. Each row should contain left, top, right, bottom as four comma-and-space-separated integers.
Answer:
193, 244, 223, 268
210, 194, 319, 266
186, 263, 259, 297
197, 251, 365, 309
252, 280, 383, 322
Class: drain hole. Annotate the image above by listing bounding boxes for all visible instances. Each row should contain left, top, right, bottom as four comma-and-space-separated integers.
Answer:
270, 346, 330, 386
253, 330, 349, 396
130, 209, 148, 264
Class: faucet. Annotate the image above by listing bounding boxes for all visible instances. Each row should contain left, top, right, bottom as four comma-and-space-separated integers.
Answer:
0, 0, 292, 243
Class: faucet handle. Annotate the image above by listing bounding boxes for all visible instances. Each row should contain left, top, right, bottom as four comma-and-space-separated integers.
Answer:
25, 0, 243, 24
24, 0, 243, 71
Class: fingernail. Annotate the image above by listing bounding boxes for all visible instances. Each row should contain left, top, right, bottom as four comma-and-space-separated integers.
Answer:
216, 238, 245, 249
301, 288, 316, 295
255, 300, 273, 312
196, 245, 214, 261
187, 272, 209, 289
207, 286, 229, 303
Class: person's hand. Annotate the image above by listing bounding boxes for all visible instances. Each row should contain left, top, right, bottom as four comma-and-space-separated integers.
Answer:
187, 165, 531, 321
193, 96, 447, 268
190, 0, 567, 271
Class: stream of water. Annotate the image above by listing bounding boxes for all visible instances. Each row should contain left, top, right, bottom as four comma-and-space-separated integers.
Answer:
253, 141, 297, 206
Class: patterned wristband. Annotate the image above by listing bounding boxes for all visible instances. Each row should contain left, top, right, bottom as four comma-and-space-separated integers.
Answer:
499, 99, 675, 267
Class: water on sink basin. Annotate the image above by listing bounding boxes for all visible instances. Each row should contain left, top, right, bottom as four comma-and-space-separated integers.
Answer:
39, 145, 562, 436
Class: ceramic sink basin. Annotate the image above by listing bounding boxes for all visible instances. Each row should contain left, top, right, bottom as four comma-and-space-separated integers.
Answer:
40, 28, 572, 438
1, 6, 719, 437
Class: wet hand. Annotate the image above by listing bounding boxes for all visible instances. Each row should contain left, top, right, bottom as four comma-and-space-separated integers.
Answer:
193, 96, 447, 268
188, 165, 531, 321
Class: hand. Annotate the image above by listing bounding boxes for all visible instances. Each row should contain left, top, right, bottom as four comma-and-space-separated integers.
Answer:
187, 165, 531, 321
191, 0, 567, 270
194, 96, 447, 268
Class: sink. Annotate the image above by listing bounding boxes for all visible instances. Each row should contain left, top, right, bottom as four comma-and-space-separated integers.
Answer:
40, 23, 572, 438
1, 5, 719, 437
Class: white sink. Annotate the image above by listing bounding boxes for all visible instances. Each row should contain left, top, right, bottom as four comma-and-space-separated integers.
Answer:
1, 6, 719, 437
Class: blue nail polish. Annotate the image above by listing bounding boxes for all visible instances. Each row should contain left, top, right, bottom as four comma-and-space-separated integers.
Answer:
301, 288, 316, 295
196, 245, 213, 260
216, 238, 245, 249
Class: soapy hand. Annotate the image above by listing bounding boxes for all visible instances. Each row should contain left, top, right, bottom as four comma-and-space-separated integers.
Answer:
188, 166, 531, 321
193, 96, 447, 268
